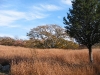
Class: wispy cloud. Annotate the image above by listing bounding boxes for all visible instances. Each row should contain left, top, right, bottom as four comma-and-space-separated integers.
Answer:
0, 1, 63, 28
33, 4, 62, 11
25, 12, 49, 20
40, 4, 62, 11
0, 9, 49, 27
0, 10, 25, 27
0, 3, 61, 28
61, 0, 72, 5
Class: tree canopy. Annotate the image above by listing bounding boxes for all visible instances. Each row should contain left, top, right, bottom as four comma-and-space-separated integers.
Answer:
27, 24, 66, 40
27, 24, 67, 48
27, 24, 78, 48
63, 0, 100, 63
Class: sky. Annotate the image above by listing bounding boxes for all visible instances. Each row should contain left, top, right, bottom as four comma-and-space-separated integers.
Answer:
0, 0, 72, 39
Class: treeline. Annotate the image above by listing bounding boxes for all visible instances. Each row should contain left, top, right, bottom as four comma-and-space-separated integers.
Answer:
0, 24, 80, 49
0, 37, 99, 49
0, 24, 99, 49
0, 37, 25, 47
0, 36, 79, 49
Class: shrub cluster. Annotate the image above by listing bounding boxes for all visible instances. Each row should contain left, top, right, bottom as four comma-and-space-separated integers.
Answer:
0, 37, 79, 49
55, 38, 79, 49
0, 37, 15, 46
24, 38, 79, 49
0, 37, 25, 47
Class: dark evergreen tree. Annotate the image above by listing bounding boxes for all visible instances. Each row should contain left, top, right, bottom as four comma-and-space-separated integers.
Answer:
63, 0, 100, 63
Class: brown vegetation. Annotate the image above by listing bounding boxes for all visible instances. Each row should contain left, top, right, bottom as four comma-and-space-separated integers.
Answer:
0, 45, 100, 75
0, 37, 79, 49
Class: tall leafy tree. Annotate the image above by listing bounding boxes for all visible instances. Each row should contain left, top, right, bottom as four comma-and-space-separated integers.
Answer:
63, 0, 100, 63
27, 24, 67, 48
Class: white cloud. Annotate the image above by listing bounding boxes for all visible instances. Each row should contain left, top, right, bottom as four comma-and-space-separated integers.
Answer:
0, 10, 25, 27
0, 3, 62, 28
40, 4, 62, 11
33, 4, 62, 11
0, 10, 49, 27
61, 0, 72, 5
25, 12, 49, 20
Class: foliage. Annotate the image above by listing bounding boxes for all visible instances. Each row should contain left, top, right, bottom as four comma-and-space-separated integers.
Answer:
0, 36, 79, 49
27, 24, 67, 40
0, 24, 79, 49
63, 0, 100, 62
26, 24, 79, 49
27, 24, 69, 48
55, 38, 79, 49
0, 37, 15, 46
0, 37, 25, 47
24, 38, 79, 49
14, 39, 25, 47
25, 39, 44, 48
64, 0, 100, 48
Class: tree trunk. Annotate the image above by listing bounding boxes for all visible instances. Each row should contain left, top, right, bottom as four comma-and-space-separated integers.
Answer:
88, 46, 93, 63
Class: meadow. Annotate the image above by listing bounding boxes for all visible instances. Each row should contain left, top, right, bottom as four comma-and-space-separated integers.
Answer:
0, 45, 100, 75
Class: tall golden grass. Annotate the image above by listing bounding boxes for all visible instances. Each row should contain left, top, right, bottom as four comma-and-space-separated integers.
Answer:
0, 45, 100, 75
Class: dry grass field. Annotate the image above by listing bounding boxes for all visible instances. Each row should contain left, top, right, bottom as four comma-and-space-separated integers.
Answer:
0, 45, 100, 75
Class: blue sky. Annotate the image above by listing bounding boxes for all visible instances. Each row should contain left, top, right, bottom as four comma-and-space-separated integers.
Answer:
0, 0, 72, 39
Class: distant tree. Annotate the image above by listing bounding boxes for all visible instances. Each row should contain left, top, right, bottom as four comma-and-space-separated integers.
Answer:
27, 24, 68, 48
0, 37, 15, 46
63, 0, 100, 63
